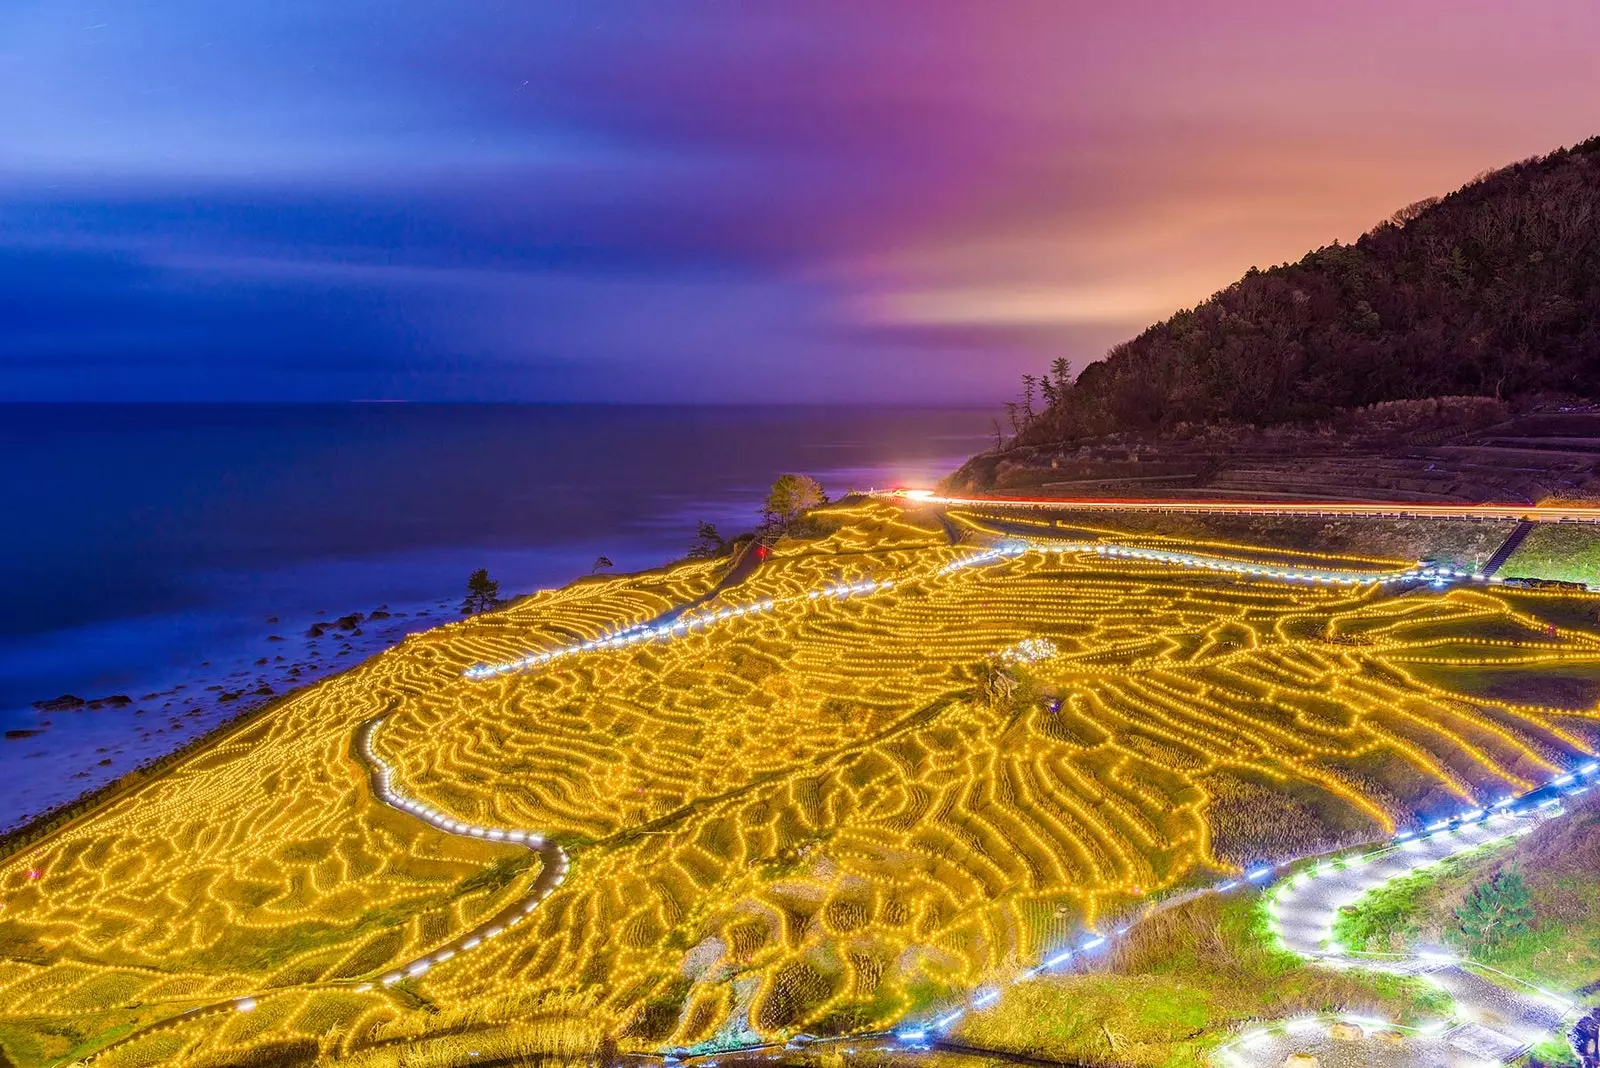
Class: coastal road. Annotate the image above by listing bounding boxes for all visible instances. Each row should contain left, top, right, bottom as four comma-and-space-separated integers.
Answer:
890, 489, 1600, 524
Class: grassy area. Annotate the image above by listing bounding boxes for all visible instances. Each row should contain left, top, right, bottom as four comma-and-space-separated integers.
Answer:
1503, 524, 1600, 586
1332, 790, 1600, 994
1525, 1033, 1582, 1067
952, 889, 1450, 1068
1330, 838, 1519, 952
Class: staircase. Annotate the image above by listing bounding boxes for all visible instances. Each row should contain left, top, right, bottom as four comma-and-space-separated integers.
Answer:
1481, 519, 1537, 577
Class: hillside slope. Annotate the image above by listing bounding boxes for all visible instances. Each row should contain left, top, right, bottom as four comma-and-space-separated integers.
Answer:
1024, 136, 1600, 441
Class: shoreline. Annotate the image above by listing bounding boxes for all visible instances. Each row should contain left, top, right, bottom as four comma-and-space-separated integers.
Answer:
0, 404, 993, 833
0, 595, 459, 833
0, 549, 708, 860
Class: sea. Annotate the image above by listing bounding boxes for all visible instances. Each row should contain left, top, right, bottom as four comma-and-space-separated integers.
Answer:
0, 404, 993, 829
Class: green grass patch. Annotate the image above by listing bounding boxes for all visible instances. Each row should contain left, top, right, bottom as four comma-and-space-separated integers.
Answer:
1502, 524, 1600, 586
1331, 839, 1516, 952
1525, 1031, 1581, 1066
1334, 793, 1600, 995
0, 1004, 175, 1068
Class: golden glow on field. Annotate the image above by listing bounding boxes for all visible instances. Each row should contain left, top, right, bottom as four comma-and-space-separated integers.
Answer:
1, 501, 1596, 1065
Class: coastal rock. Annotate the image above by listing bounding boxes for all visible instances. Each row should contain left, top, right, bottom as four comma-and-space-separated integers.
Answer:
32, 695, 84, 712
5, 729, 45, 740
85, 695, 133, 710
333, 613, 364, 630
306, 623, 327, 638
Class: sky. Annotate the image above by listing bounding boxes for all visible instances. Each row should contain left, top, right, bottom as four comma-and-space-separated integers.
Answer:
2, 2, 1598, 404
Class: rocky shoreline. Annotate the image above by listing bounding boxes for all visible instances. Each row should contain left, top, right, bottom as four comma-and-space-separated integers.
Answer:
1, 596, 464, 833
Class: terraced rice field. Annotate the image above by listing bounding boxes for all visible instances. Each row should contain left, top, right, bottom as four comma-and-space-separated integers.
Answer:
2, 500, 1598, 1067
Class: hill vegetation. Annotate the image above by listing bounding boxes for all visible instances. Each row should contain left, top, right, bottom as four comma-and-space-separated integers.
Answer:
1013, 136, 1600, 443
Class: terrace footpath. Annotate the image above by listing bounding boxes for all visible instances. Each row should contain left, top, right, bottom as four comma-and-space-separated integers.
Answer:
1222, 817, 1576, 1068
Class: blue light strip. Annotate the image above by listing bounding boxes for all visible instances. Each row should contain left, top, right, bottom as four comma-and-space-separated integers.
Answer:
464, 535, 1462, 683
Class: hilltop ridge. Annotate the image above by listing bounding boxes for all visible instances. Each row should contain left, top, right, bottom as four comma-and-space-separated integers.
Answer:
956, 136, 1600, 500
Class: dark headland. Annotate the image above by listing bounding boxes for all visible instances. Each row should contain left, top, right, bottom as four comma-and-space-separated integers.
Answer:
952, 136, 1600, 505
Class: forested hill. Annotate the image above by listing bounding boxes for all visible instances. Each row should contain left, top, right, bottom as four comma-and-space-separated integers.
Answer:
1017, 136, 1600, 445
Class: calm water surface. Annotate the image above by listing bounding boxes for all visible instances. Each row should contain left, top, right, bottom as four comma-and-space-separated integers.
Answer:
0, 404, 991, 826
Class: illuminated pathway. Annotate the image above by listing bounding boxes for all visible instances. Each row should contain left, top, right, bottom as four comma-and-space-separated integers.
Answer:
465, 580, 893, 679
888, 488, 1600, 524
462, 539, 1467, 682
1213, 780, 1599, 1067
356, 718, 569, 987
865, 762, 1600, 1064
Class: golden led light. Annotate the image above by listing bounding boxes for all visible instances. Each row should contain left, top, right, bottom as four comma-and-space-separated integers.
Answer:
0, 500, 1595, 1066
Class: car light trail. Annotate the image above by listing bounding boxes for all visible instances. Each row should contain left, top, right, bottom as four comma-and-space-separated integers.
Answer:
887, 489, 1600, 526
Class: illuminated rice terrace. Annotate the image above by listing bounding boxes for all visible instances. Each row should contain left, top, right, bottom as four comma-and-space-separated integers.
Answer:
2, 500, 1598, 1067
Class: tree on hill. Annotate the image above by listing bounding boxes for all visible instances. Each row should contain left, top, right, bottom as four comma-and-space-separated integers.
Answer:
761, 474, 827, 535
687, 520, 727, 559
1010, 136, 1600, 444
592, 555, 614, 573
461, 568, 500, 615
1452, 865, 1534, 952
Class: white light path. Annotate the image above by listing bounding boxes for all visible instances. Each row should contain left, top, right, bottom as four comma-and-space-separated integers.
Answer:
358, 718, 569, 988
1217, 773, 1600, 1066
464, 534, 1472, 683
465, 581, 893, 680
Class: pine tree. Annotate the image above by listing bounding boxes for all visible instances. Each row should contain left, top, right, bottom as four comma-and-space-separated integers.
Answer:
687, 521, 727, 559
1050, 356, 1073, 394
1453, 865, 1534, 951
461, 568, 500, 615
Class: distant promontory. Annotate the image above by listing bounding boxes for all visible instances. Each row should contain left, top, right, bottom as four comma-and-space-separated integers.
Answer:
955, 136, 1600, 502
